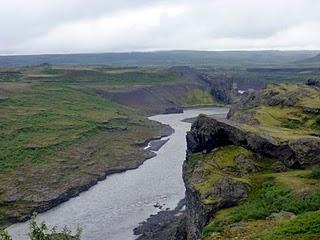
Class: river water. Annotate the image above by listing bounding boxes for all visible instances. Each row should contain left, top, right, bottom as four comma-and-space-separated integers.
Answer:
8, 108, 228, 240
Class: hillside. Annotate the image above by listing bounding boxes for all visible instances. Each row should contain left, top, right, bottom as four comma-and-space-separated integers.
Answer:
0, 50, 319, 67
297, 53, 320, 65
183, 83, 320, 239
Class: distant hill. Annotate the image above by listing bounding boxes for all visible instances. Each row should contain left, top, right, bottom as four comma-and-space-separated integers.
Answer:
297, 53, 320, 65
0, 50, 319, 67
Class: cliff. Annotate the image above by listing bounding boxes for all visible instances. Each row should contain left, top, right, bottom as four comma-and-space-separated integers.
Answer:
183, 83, 320, 239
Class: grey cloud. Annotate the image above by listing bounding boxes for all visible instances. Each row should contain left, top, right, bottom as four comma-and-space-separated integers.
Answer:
1, 0, 320, 54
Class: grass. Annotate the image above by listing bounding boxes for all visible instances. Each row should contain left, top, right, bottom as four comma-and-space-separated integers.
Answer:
26, 67, 180, 88
0, 71, 22, 82
203, 174, 320, 239
230, 177, 320, 222
282, 118, 303, 129
260, 211, 320, 240
310, 168, 320, 179
184, 89, 216, 106
241, 106, 320, 141
232, 84, 320, 141
0, 84, 126, 171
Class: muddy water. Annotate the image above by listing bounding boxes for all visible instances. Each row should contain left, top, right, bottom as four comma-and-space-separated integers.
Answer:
8, 108, 228, 240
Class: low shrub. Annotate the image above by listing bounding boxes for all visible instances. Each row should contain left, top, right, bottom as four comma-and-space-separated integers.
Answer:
0, 214, 81, 240
310, 168, 320, 179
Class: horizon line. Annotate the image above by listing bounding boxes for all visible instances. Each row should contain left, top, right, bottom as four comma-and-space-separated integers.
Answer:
1, 49, 320, 57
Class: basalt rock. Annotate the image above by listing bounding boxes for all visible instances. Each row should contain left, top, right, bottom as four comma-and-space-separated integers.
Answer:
183, 158, 251, 240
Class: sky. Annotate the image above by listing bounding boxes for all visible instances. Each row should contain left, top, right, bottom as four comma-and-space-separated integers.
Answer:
1, 0, 320, 55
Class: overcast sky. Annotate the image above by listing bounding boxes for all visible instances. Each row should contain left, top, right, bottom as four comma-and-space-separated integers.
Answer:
1, 0, 320, 55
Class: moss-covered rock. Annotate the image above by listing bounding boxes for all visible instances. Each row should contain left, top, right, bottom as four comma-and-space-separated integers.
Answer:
183, 84, 320, 240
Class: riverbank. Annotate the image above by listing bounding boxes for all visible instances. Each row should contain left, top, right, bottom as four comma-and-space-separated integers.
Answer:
134, 199, 186, 240
8, 108, 228, 240
1, 122, 173, 229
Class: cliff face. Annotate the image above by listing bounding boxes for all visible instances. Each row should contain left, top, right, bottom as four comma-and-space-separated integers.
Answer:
187, 116, 320, 168
97, 67, 235, 114
182, 84, 320, 240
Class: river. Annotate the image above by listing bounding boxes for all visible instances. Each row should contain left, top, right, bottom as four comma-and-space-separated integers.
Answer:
7, 108, 228, 240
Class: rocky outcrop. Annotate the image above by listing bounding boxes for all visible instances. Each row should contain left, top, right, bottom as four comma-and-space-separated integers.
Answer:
305, 79, 320, 87
187, 115, 320, 168
180, 84, 320, 240
183, 152, 251, 240
183, 183, 216, 240
182, 114, 320, 239
164, 107, 184, 114
227, 86, 300, 122
210, 80, 233, 104
184, 178, 249, 240
134, 199, 186, 240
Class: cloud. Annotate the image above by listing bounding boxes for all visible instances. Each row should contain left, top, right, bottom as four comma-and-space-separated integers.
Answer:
1, 0, 320, 54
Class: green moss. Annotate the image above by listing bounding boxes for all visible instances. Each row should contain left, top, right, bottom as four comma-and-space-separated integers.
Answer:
194, 173, 223, 195
192, 146, 252, 170
190, 146, 252, 197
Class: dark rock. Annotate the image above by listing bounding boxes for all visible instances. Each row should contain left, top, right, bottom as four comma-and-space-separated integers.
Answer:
271, 161, 288, 172
210, 177, 251, 207
148, 139, 169, 151
210, 79, 233, 104
183, 175, 250, 240
267, 211, 296, 220
24, 144, 43, 149
134, 199, 186, 240
305, 79, 320, 87
289, 137, 320, 167
235, 155, 260, 176
164, 107, 183, 114
303, 107, 320, 114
